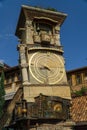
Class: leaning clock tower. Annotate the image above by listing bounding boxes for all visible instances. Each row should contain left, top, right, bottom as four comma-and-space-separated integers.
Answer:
16, 5, 71, 101
14, 5, 74, 130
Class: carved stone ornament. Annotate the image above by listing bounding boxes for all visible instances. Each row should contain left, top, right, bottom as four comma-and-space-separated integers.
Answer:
55, 25, 60, 34
55, 25, 60, 31
20, 63, 28, 68
26, 20, 32, 27
20, 52, 26, 60
18, 44, 26, 53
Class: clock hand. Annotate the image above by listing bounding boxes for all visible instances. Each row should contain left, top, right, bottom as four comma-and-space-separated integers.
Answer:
43, 65, 54, 73
39, 65, 51, 71
44, 66, 51, 71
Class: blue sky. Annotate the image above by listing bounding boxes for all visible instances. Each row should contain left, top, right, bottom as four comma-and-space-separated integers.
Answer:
0, 0, 87, 70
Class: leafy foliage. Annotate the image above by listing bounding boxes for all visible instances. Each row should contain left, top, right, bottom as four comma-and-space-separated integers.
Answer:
0, 70, 5, 118
72, 87, 87, 97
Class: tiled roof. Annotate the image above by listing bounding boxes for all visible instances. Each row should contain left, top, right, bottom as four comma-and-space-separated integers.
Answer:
71, 95, 87, 122
67, 66, 87, 73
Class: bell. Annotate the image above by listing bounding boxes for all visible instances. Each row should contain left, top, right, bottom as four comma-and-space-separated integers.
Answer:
37, 25, 40, 32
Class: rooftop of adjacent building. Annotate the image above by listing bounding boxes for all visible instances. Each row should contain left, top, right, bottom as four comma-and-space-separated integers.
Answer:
67, 66, 87, 74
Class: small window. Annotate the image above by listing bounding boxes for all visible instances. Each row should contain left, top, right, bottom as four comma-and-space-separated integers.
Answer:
5, 74, 10, 84
17, 72, 21, 81
84, 72, 87, 77
76, 74, 82, 85
11, 74, 14, 82
36, 23, 53, 34
67, 75, 72, 86
84, 72, 87, 81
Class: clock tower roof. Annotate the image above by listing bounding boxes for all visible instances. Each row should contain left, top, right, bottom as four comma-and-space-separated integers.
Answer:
15, 5, 67, 37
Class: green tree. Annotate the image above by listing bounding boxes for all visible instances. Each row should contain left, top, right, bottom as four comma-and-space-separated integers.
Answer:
72, 87, 87, 97
0, 68, 5, 118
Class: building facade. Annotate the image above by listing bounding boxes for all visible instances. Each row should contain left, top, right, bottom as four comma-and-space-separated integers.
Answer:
67, 67, 87, 130
1, 59, 87, 130
67, 66, 87, 92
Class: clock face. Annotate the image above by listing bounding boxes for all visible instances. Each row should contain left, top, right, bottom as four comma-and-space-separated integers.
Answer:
29, 51, 65, 84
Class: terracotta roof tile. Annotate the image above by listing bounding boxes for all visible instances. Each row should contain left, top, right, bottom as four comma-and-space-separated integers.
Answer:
71, 95, 87, 122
